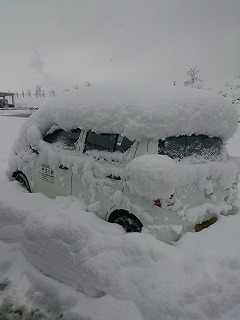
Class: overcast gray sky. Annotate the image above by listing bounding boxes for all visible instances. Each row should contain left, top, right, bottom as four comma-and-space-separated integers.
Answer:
1, 0, 240, 92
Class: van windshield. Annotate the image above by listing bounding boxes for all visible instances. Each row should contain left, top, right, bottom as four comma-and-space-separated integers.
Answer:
158, 135, 223, 161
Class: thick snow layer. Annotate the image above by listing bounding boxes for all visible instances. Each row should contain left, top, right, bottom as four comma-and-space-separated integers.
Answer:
1, 113, 240, 319
14, 87, 238, 144
125, 154, 239, 204
1, 172, 240, 320
8, 88, 240, 241
125, 155, 178, 200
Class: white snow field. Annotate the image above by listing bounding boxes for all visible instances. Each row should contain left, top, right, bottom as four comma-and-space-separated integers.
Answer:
0, 107, 240, 319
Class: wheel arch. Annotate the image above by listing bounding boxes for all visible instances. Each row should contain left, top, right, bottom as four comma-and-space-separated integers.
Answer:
13, 171, 31, 192
12, 170, 23, 178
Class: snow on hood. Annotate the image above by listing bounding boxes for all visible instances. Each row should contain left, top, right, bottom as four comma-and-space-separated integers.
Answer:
14, 86, 238, 147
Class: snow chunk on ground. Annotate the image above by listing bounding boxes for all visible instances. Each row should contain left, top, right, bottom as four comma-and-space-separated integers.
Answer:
1, 156, 240, 320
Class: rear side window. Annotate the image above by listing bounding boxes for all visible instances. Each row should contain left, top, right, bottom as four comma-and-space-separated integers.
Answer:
158, 135, 222, 160
43, 128, 81, 150
84, 132, 133, 153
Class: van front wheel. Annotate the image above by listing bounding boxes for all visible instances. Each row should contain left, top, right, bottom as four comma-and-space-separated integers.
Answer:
108, 211, 142, 233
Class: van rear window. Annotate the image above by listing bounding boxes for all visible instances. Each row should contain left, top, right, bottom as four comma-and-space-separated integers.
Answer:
158, 135, 222, 160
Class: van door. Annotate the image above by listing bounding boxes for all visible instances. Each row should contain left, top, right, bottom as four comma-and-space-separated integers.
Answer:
72, 132, 134, 219
31, 129, 81, 199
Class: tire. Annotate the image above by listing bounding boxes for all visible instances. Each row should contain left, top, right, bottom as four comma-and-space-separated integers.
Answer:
15, 173, 31, 192
109, 211, 142, 233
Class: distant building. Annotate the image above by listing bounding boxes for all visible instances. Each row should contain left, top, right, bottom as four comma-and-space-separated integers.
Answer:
0, 92, 15, 108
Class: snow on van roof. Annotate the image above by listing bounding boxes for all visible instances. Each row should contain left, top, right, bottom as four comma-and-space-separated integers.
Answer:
22, 86, 238, 141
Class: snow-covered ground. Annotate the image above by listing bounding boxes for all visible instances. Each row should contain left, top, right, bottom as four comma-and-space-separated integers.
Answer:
0, 115, 240, 319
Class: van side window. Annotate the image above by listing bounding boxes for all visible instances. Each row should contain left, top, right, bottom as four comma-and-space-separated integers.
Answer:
84, 132, 117, 152
43, 128, 81, 150
158, 135, 222, 159
84, 132, 134, 153
159, 136, 186, 159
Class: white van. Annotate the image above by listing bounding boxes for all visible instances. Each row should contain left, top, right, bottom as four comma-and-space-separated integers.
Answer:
9, 87, 239, 243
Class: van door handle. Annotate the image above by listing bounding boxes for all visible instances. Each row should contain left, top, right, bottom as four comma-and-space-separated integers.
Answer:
30, 147, 39, 154
59, 165, 69, 170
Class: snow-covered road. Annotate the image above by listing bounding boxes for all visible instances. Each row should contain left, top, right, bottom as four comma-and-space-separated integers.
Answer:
0, 115, 240, 320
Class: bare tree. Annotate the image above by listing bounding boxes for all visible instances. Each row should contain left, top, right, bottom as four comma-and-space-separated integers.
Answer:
26, 89, 32, 97
48, 90, 56, 97
21, 90, 25, 98
235, 72, 240, 81
34, 85, 42, 97
184, 66, 202, 88
224, 71, 240, 105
